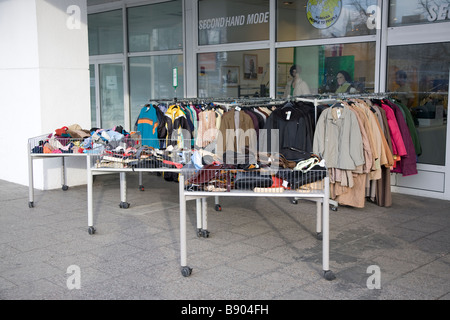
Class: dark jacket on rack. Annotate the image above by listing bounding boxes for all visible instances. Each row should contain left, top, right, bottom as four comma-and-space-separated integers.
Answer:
260, 101, 315, 155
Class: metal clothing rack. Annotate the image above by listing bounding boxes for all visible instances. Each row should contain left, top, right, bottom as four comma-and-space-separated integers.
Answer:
27, 133, 90, 208
293, 96, 340, 211
178, 167, 335, 280
293, 93, 400, 211
86, 156, 181, 235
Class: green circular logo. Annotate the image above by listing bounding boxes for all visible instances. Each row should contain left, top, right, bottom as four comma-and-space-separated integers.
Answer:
306, 0, 342, 29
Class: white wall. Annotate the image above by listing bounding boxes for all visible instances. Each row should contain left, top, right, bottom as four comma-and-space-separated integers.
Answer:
0, 0, 90, 190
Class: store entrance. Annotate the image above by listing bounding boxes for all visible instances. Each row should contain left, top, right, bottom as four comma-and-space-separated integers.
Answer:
89, 60, 125, 130
390, 67, 450, 200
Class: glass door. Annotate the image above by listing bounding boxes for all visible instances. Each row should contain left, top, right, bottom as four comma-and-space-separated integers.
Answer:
90, 61, 125, 130
99, 63, 124, 130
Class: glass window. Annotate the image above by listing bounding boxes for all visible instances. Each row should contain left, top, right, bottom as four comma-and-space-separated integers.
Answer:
276, 42, 376, 97
129, 55, 184, 120
277, 0, 378, 42
89, 65, 97, 128
88, 10, 123, 55
198, 0, 270, 45
128, 1, 183, 52
387, 43, 449, 166
99, 63, 124, 129
389, 0, 450, 27
197, 49, 270, 98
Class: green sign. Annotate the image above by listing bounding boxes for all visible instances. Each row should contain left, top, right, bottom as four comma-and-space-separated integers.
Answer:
173, 67, 178, 89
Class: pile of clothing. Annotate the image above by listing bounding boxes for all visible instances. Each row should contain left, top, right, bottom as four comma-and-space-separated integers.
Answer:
31, 124, 136, 155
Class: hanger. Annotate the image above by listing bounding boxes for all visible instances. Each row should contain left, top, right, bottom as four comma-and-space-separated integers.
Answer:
331, 101, 344, 108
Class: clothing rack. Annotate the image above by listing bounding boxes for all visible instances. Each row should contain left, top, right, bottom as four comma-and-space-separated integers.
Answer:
291, 96, 340, 211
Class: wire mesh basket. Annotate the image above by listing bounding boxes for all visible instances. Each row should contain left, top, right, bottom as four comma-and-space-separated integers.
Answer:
183, 164, 328, 194
28, 130, 142, 156
28, 133, 90, 155
91, 138, 192, 170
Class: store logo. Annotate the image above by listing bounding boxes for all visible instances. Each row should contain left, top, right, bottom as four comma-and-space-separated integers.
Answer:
306, 0, 342, 29
198, 12, 269, 30
66, 5, 81, 30
366, 5, 381, 30
427, 3, 450, 22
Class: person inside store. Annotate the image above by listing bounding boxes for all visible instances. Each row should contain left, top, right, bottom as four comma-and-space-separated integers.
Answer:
335, 70, 358, 94
393, 69, 414, 108
284, 64, 311, 98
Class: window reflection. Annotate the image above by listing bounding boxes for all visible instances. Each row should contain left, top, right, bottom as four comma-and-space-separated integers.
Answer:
129, 55, 184, 120
277, 0, 378, 42
389, 0, 450, 27
198, 50, 270, 98
88, 10, 123, 55
127, 1, 183, 52
198, 0, 269, 45
276, 43, 376, 97
387, 43, 450, 166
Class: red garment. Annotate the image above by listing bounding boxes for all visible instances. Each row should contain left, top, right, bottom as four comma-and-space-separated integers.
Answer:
380, 103, 407, 157
383, 100, 418, 176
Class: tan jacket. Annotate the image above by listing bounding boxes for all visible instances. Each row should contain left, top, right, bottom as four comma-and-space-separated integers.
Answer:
217, 109, 257, 156
313, 106, 365, 170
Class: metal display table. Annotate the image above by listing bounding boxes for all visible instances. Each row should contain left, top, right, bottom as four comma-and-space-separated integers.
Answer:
178, 167, 336, 281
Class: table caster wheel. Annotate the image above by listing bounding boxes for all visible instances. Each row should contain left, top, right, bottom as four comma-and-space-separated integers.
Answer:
119, 202, 130, 209
291, 199, 298, 205
201, 230, 210, 238
316, 232, 322, 240
197, 228, 202, 237
28, 201, 34, 208
62, 185, 68, 191
181, 266, 192, 277
215, 204, 222, 211
139, 185, 144, 191
88, 226, 96, 235
331, 206, 338, 211
323, 270, 336, 281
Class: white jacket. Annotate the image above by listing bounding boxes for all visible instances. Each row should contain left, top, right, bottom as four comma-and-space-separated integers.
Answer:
284, 76, 311, 98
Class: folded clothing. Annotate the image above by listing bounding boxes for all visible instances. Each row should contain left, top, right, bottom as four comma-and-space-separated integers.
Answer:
234, 171, 273, 190
275, 166, 327, 189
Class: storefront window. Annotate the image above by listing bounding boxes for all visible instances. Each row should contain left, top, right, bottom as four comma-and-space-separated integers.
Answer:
277, 0, 378, 42
129, 55, 184, 120
89, 65, 97, 128
197, 49, 270, 98
389, 0, 450, 27
99, 63, 124, 129
88, 9, 123, 55
276, 42, 376, 97
387, 43, 449, 166
198, 0, 269, 45
127, 1, 183, 52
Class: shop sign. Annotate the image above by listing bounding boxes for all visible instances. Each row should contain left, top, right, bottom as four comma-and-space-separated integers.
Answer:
427, 3, 450, 22
306, 0, 342, 29
198, 12, 269, 30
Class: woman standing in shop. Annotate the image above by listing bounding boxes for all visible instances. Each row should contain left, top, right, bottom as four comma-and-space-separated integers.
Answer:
284, 64, 311, 98
335, 70, 358, 94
